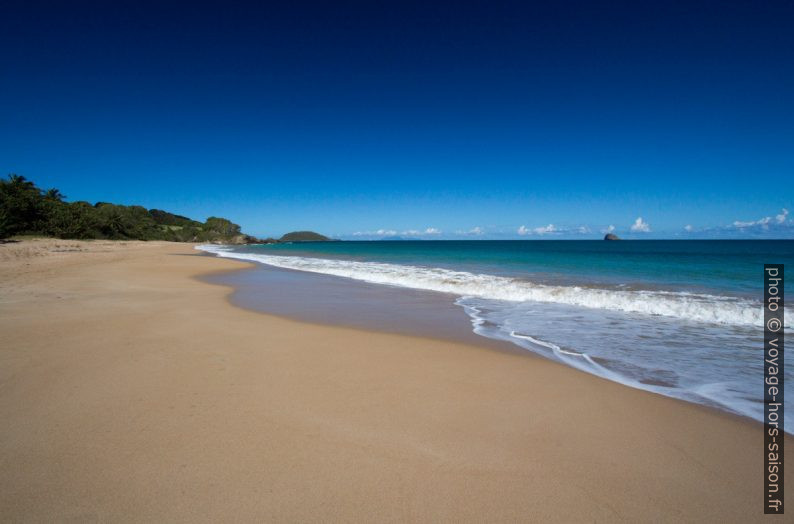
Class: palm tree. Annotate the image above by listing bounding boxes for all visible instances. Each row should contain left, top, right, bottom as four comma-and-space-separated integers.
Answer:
44, 188, 65, 201
4, 174, 35, 190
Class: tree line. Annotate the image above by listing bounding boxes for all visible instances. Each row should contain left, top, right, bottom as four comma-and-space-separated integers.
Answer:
0, 174, 251, 242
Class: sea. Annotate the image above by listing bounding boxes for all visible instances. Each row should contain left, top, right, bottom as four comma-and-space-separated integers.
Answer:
197, 240, 792, 432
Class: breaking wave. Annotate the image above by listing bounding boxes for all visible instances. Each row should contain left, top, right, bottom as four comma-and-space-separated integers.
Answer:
197, 244, 785, 328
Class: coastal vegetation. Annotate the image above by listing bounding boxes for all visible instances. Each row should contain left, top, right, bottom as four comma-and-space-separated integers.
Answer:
0, 174, 328, 243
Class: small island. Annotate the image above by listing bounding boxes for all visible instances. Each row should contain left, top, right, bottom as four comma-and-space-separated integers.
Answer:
604, 233, 621, 241
279, 231, 331, 242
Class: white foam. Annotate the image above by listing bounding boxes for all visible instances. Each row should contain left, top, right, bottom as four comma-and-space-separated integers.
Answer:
457, 296, 792, 433
197, 244, 787, 328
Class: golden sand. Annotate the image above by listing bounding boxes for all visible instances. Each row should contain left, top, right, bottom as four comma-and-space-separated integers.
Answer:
0, 239, 787, 521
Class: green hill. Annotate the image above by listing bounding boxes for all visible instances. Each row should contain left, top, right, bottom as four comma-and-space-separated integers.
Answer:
0, 174, 255, 243
279, 231, 331, 242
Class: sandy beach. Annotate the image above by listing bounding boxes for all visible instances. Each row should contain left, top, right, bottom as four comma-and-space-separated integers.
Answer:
0, 239, 788, 522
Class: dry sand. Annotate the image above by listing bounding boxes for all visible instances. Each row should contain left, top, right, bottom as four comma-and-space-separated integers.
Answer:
0, 239, 788, 522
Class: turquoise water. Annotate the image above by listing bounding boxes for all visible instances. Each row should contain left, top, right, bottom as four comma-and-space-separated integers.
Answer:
199, 240, 792, 431
250, 240, 791, 296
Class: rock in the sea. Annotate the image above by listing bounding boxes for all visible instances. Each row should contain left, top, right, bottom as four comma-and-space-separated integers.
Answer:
604, 233, 620, 241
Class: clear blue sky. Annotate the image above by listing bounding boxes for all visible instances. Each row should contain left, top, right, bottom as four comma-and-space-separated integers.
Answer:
2, 0, 792, 239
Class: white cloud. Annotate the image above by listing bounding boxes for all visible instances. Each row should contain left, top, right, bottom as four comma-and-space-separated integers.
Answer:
518, 224, 557, 235
353, 227, 442, 238
602, 225, 615, 234
398, 227, 441, 236
669, 209, 794, 238
352, 229, 397, 237
456, 226, 484, 236
630, 217, 651, 233
518, 223, 588, 236
733, 217, 771, 229
732, 209, 790, 230
533, 224, 557, 235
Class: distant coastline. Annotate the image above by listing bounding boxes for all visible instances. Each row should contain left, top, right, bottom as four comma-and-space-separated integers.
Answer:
0, 174, 330, 245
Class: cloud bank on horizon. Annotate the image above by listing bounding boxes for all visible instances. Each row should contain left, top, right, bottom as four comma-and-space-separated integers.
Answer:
352, 227, 443, 239
339, 209, 793, 240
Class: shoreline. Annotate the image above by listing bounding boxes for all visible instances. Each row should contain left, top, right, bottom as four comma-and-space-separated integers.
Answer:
0, 239, 788, 521
198, 244, 778, 432
199, 256, 521, 353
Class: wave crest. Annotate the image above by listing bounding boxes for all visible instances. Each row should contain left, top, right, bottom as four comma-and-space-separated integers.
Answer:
197, 244, 785, 327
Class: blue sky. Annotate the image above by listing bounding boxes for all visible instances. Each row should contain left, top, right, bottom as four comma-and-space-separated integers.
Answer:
1, 1, 792, 239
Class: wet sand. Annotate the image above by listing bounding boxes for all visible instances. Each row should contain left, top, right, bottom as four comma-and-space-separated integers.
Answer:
202, 261, 510, 348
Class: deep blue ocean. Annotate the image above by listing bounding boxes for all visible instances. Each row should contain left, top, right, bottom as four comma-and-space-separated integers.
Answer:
199, 240, 793, 431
